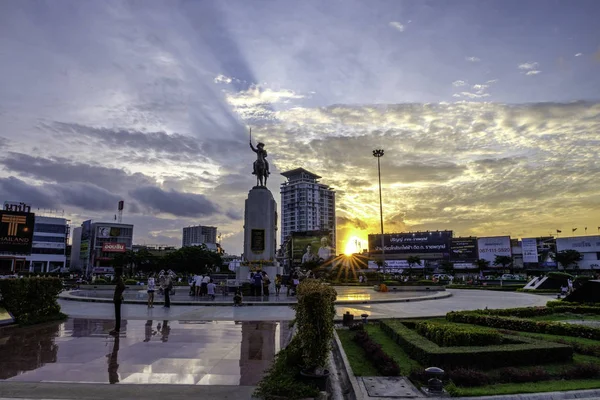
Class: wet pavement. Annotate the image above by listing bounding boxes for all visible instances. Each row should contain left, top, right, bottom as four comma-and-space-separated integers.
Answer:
0, 319, 290, 386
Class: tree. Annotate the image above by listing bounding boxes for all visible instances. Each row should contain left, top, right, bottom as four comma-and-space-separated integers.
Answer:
407, 256, 421, 277
494, 255, 513, 272
551, 250, 583, 270
475, 259, 490, 274
439, 260, 454, 274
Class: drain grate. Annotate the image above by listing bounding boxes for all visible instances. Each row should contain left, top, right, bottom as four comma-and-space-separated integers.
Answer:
362, 377, 421, 398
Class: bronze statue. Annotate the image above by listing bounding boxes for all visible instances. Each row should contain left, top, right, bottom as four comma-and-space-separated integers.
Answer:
249, 128, 270, 187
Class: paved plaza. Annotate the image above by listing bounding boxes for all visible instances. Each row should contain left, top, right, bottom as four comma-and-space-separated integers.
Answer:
0, 289, 552, 399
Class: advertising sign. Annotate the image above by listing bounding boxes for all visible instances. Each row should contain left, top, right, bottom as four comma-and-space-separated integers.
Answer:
251, 229, 265, 253
367, 259, 424, 270
449, 238, 478, 261
556, 236, 600, 253
368, 231, 452, 255
0, 211, 35, 254
477, 236, 511, 263
102, 242, 126, 253
292, 231, 333, 264
522, 238, 539, 263
453, 262, 477, 269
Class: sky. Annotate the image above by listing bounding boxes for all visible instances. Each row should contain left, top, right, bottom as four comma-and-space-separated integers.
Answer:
0, 0, 599, 255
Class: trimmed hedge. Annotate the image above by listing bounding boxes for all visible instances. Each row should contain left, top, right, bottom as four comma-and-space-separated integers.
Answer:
446, 285, 522, 291
353, 330, 400, 376
380, 320, 572, 370
0, 277, 65, 324
548, 272, 574, 280
414, 321, 503, 347
447, 311, 600, 340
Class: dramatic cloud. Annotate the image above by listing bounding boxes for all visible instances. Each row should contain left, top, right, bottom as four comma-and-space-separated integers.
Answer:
389, 21, 405, 32
1, 1, 599, 254
130, 186, 219, 217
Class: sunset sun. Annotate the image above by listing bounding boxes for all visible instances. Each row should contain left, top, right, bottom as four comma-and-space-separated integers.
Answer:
344, 236, 364, 255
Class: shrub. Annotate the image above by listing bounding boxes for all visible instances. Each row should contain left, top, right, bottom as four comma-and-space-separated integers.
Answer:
0, 277, 66, 324
470, 305, 600, 318
447, 368, 491, 387
547, 272, 574, 280
415, 321, 503, 347
124, 279, 138, 285
253, 336, 320, 400
561, 363, 600, 380
294, 279, 337, 373
94, 278, 108, 284
496, 366, 550, 383
446, 311, 600, 340
380, 320, 572, 370
353, 330, 400, 376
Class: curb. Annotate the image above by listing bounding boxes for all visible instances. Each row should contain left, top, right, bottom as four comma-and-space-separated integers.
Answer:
58, 290, 452, 307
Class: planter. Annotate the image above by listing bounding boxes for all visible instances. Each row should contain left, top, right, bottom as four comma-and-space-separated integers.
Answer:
300, 369, 330, 392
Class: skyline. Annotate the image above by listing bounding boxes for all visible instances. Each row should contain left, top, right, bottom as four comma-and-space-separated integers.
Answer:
0, 0, 599, 254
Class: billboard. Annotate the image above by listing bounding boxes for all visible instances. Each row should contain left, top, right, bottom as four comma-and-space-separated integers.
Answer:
449, 238, 478, 261
368, 231, 452, 255
102, 243, 126, 253
556, 236, 600, 253
477, 236, 511, 263
0, 210, 35, 254
97, 226, 122, 238
292, 231, 334, 264
521, 238, 539, 263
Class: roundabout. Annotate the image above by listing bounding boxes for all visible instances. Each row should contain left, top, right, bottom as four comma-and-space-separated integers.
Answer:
59, 285, 451, 306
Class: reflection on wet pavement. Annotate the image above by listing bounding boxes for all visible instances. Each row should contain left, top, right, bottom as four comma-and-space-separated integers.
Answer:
0, 318, 289, 386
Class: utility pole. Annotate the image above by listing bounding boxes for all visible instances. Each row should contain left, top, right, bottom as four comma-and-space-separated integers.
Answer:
373, 149, 385, 274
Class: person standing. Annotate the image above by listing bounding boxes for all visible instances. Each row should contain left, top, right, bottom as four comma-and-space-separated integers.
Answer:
194, 274, 203, 296
253, 271, 263, 297
163, 273, 172, 308
201, 274, 210, 296
262, 271, 270, 296
109, 268, 125, 336
207, 279, 216, 300
275, 274, 282, 296
147, 273, 156, 308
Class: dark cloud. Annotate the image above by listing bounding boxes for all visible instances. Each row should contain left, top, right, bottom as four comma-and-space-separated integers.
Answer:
225, 209, 243, 220
0, 177, 56, 208
1, 153, 154, 191
130, 186, 219, 217
48, 122, 208, 162
0, 177, 119, 212
337, 216, 368, 230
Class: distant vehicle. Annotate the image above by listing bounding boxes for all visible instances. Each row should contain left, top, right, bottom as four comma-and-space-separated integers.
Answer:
433, 274, 452, 281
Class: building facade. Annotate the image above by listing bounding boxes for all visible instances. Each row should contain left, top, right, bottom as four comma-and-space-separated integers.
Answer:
76, 220, 134, 276
26, 216, 69, 273
182, 225, 217, 247
280, 168, 336, 250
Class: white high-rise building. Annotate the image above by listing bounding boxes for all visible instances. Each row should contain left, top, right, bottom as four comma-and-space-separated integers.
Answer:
182, 225, 218, 247
280, 168, 336, 245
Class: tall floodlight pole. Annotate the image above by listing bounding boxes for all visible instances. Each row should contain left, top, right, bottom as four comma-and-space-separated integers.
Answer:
373, 149, 385, 274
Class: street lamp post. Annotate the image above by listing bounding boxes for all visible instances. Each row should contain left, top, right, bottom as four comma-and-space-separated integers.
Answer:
373, 149, 385, 274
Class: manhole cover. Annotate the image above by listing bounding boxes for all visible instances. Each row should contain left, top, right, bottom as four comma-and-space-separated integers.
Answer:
362, 377, 420, 398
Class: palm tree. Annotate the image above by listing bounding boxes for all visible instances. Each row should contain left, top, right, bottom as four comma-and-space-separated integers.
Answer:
475, 259, 490, 275
551, 250, 583, 271
494, 255, 513, 273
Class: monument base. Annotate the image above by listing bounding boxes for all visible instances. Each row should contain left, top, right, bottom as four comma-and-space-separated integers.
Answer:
243, 186, 277, 263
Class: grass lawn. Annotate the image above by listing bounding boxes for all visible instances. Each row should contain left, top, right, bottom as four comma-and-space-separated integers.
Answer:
508, 330, 600, 347
530, 313, 600, 322
450, 379, 600, 397
337, 325, 421, 376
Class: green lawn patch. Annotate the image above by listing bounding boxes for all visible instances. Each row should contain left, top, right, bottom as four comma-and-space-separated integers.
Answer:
364, 325, 421, 375
448, 379, 600, 397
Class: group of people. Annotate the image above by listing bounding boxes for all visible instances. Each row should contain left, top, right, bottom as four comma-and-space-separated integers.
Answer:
248, 271, 284, 297
191, 274, 217, 300
560, 278, 575, 297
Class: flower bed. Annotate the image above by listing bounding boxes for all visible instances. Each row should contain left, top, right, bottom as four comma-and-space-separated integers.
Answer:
380, 320, 572, 370
352, 328, 400, 376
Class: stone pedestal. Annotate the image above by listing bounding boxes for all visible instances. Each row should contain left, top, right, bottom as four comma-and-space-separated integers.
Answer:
243, 186, 277, 263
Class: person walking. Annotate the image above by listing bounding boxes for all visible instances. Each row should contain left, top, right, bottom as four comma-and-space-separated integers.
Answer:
147, 273, 156, 308
109, 268, 125, 336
